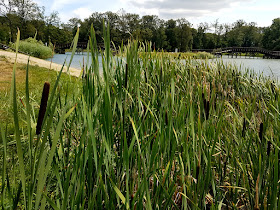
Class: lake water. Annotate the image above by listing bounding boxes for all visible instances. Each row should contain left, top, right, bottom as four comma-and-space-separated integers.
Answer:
45, 53, 101, 69
46, 53, 280, 79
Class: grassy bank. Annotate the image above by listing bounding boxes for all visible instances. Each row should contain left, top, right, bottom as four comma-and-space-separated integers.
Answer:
1, 26, 280, 209
0, 56, 80, 131
10, 38, 53, 59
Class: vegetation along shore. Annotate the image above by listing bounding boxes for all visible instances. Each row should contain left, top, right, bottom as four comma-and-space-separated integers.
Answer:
1, 0, 280, 53
0, 24, 279, 209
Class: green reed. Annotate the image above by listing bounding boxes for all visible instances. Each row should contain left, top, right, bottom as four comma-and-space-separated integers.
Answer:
1, 22, 280, 209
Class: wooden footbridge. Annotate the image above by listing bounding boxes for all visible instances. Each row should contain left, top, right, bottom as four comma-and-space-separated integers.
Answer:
192, 47, 280, 59
55, 42, 110, 54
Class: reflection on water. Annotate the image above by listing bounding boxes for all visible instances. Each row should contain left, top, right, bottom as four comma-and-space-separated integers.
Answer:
46, 53, 280, 79
45, 52, 101, 70
218, 57, 280, 79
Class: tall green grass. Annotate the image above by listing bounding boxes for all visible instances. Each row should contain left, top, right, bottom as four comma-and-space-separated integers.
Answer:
1, 23, 280, 209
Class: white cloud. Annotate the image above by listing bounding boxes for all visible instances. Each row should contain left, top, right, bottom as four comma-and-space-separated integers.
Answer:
73, 7, 92, 19
51, 0, 87, 10
126, 0, 253, 19
39, 0, 278, 27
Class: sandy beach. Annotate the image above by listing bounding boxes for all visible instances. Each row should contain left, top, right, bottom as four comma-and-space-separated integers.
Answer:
0, 50, 81, 77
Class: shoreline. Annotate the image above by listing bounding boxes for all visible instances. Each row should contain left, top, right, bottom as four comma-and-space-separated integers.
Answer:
0, 50, 81, 77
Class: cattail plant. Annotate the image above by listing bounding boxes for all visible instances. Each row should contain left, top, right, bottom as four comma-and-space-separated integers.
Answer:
4, 24, 280, 210
36, 82, 50, 135
165, 110, 168, 125
267, 140, 272, 156
242, 118, 246, 137
203, 98, 210, 120
259, 122, 263, 141
196, 161, 200, 181
124, 63, 128, 89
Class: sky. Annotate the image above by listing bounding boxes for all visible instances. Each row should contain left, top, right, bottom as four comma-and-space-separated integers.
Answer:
35, 0, 280, 28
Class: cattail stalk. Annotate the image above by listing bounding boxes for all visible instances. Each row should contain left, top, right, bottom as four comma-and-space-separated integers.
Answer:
267, 141, 272, 156
242, 118, 246, 137
36, 82, 50, 135
203, 98, 210, 120
254, 174, 260, 210
259, 122, 263, 141
124, 63, 128, 89
165, 110, 168, 125
196, 161, 200, 181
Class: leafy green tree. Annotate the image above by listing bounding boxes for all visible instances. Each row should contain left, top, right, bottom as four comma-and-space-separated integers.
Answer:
0, 0, 43, 40
80, 12, 104, 43
154, 20, 167, 50
140, 15, 159, 44
176, 18, 193, 51
211, 19, 224, 48
165, 19, 177, 51
0, 16, 10, 42
192, 23, 208, 49
263, 18, 280, 50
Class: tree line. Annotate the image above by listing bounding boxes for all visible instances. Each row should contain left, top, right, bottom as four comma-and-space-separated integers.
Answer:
1, 0, 280, 51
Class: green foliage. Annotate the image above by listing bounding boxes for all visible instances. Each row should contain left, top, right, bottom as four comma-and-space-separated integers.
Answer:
1, 24, 280, 209
0, 0, 279, 52
10, 37, 53, 59
263, 18, 280, 50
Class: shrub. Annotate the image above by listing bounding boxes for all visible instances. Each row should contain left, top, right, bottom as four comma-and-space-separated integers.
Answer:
11, 37, 53, 59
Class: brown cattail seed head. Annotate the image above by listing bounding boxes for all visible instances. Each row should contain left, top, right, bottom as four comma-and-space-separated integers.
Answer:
267, 141, 272, 156
259, 122, 263, 141
271, 83, 275, 94
196, 162, 200, 181
36, 82, 50, 135
203, 98, 210, 120
242, 118, 246, 137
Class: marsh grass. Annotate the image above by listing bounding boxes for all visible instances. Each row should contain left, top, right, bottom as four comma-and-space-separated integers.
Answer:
1, 23, 280, 209
139, 51, 214, 60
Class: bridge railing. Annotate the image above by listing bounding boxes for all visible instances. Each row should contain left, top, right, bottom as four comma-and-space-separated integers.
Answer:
216, 47, 280, 56
0, 43, 9, 50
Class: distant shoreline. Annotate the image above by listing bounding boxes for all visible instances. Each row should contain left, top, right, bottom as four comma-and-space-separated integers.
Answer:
0, 50, 81, 77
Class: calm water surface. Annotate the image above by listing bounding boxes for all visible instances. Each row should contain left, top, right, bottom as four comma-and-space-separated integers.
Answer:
46, 53, 280, 78
45, 52, 102, 69
219, 57, 280, 78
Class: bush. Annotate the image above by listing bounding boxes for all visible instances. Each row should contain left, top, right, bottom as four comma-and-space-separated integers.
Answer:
194, 51, 214, 59
11, 37, 53, 59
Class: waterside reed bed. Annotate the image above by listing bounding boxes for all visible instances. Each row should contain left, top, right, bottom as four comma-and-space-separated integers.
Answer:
1, 24, 280, 209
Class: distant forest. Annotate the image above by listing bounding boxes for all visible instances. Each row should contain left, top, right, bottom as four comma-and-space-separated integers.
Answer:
1, 0, 280, 51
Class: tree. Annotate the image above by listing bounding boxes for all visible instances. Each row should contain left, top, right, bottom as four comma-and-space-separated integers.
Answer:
192, 22, 209, 49
0, 16, 10, 42
262, 18, 280, 50
176, 18, 193, 51
140, 15, 160, 43
165, 19, 177, 51
211, 19, 224, 48
0, 0, 43, 40
154, 19, 167, 50
44, 11, 61, 44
